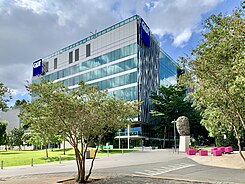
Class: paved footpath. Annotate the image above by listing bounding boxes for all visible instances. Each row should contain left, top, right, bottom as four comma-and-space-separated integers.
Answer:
0, 149, 245, 183
0, 149, 185, 178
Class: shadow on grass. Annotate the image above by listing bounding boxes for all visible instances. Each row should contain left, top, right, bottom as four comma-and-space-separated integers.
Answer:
66, 153, 76, 157
98, 150, 135, 154
51, 148, 73, 152
40, 156, 75, 162
0, 152, 22, 155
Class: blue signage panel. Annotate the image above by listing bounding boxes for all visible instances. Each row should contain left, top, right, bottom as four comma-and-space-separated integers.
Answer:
33, 59, 42, 77
140, 18, 150, 47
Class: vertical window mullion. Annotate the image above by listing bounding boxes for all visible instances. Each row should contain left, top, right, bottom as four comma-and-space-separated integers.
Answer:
69, 51, 73, 64
54, 58, 57, 69
75, 49, 79, 61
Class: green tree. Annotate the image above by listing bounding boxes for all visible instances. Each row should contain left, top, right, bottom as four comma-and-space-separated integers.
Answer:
179, 4, 245, 160
0, 120, 8, 146
6, 132, 13, 149
9, 128, 24, 150
20, 80, 139, 183
150, 85, 205, 148
49, 134, 62, 151
0, 82, 10, 111
100, 128, 117, 146
14, 99, 27, 108
20, 99, 52, 157
27, 133, 43, 150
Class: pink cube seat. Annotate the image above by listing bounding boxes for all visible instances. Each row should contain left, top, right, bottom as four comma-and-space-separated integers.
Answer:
218, 147, 225, 153
211, 147, 218, 154
225, 146, 233, 153
186, 148, 196, 155
213, 150, 222, 156
199, 150, 208, 156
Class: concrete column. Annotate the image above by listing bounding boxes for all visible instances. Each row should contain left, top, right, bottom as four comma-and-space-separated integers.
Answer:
142, 139, 144, 152
179, 136, 190, 152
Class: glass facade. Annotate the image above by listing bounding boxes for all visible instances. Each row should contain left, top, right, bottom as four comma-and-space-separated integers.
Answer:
90, 72, 137, 90
108, 86, 138, 101
118, 126, 142, 136
159, 50, 177, 86
138, 34, 160, 124
33, 43, 138, 102
61, 58, 137, 87
33, 43, 137, 83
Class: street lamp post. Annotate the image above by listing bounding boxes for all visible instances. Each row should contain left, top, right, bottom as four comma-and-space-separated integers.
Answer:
63, 133, 66, 155
171, 120, 177, 152
118, 130, 121, 149
127, 124, 130, 149
172, 109, 178, 153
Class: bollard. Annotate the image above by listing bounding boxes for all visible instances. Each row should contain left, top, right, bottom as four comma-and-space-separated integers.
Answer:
122, 149, 124, 154
59, 156, 61, 164
1, 161, 3, 169
107, 149, 109, 157
31, 158, 33, 167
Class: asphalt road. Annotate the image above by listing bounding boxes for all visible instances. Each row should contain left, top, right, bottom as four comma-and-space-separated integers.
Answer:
94, 157, 245, 184
1, 149, 245, 183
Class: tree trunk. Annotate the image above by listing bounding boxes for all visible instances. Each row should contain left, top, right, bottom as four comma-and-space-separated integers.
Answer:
45, 144, 48, 158
86, 146, 99, 181
74, 147, 82, 182
74, 146, 87, 183
222, 87, 245, 130
237, 136, 245, 162
237, 111, 245, 130
81, 149, 86, 182
63, 138, 66, 155
232, 123, 245, 162
163, 126, 167, 149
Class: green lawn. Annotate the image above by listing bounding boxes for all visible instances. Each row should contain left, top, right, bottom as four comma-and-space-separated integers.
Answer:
0, 148, 136, 167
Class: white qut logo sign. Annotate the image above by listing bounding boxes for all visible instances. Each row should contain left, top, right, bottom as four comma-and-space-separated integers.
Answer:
141, 20, 150, 36
33, 60, 42, 68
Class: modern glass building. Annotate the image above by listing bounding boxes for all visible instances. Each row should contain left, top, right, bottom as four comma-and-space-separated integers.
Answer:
32, 15, 177, 148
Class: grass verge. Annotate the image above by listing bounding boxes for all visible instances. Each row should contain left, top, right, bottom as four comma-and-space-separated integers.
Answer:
0, 148, 136, 167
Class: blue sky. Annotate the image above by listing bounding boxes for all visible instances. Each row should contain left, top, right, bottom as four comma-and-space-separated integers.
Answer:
0, 0, 242, 106
160, 0, 242, 61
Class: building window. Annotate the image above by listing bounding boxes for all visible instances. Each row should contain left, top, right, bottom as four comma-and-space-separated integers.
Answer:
43, 62, 49, 74
54, 58, 57, 69
86, 44, 91, 57
69, 51, 73, 64
75, 49, 79, 61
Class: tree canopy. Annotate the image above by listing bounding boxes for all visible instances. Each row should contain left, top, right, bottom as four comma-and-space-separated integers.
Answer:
0, 82, 10, 111
179, 4, 245, 160
7, 128, 24, 150
14, 99, 27, 108
20, 80, 139, 183
150, 85, 206, 147
0, 120, 8, 146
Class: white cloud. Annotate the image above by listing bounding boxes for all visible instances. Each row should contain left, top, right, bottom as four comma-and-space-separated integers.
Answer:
0, 0, 224, 102
14, 0, 46, 14
114, 0, 223, 46
173, 29, 192, 47
10, 89, 27, 97
0, 0, 118, 96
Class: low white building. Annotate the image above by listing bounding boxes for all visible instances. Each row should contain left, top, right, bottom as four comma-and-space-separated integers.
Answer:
0, 107, 21, 132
